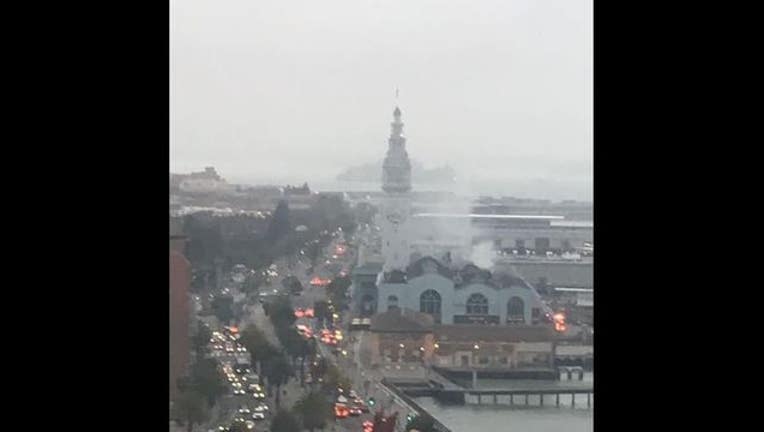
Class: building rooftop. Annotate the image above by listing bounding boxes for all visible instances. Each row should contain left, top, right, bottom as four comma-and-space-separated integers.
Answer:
496, 259, 593, 289
434, 324, 557, 343
370, 308, 434, 333
352, 261, 383, 276
413, 213, 564, 220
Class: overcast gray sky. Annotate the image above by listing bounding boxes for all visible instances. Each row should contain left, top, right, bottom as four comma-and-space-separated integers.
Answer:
171, 0, 592, 200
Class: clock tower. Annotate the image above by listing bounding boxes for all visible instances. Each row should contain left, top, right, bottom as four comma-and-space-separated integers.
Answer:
380, 106, 412, 272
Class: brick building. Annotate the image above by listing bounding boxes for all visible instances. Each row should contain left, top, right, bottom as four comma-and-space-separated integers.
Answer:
170, 235, 191, 402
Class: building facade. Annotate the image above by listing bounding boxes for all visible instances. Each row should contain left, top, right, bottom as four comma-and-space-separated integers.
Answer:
379, 106, 413, 273
360, 308, 435, 368
375, 256, 546, 326
170, 236, 191, 401
432, 325, 556, 371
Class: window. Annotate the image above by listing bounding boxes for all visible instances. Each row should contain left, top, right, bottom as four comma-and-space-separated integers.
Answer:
420, 290, 442, 323
466, 293, 489, 315
531, 307, 541, 324
387, 295, 399, 311
499, 356, 508, 364
534, 237, 550, 252
507, 297, 525, 323
478, 356, 489, 365
515, 239, 525, 248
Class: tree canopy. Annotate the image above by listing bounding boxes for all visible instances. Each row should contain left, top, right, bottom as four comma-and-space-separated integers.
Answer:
294, 391, 331, 432
405, 413, 436, 432
191, 321, 212, 358
173, 389, 209, 432
270, 409, 301, 432
262, 354, 293, 408
189, 357, 227, 407
326, 275, 352, 308
267, 200, 291, 243
211, 295, 234, 325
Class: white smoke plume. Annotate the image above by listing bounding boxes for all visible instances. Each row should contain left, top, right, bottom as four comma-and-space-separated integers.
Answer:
469, 241, 496, 269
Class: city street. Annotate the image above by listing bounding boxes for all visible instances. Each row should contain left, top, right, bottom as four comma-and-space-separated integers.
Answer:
189, 227, 424, 432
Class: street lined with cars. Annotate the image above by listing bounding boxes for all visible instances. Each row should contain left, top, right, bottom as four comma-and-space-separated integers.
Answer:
191, 228, 392, 432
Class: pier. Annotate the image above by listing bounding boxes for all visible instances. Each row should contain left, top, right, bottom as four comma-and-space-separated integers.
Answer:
440, 387, 593, 407
385, 368, 593, 408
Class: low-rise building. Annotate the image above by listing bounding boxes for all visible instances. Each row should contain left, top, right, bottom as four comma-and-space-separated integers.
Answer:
361, 308, 434, 368
431, 325, 556, 371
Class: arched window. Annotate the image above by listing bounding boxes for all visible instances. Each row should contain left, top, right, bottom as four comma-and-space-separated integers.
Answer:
420, 290, 441, 324
361, 294, 376, 317
466, 293, 489, 315
507, 297, 525, 323
387, 295, 399, 311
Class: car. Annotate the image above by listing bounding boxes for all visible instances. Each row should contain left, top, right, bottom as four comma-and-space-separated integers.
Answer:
245, 420, 255, 430
245, 374, 260, 384
334, 404, 349, 419
248, 385, 265, 398
349, 406, 362, 416
252, 412, 266, 420
238, 407, 251, 415
254, 403, 269, 412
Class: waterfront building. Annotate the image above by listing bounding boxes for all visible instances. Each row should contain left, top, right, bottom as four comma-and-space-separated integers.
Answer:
431, 325, 556, 371
361, 308, 435, 368
353, 107, 551, 329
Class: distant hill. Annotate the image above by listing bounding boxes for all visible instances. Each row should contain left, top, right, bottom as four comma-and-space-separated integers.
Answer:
337, 160, 456, 184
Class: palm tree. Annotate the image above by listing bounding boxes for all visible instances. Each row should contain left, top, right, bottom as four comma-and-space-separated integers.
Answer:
263, 355, 292, 409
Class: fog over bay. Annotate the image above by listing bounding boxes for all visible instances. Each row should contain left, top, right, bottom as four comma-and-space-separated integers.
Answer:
171, 0, 592, 201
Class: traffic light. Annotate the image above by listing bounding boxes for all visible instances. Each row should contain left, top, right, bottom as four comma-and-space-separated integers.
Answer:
368, 397, 375, 406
